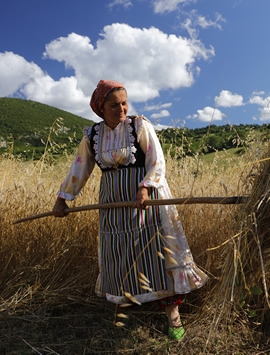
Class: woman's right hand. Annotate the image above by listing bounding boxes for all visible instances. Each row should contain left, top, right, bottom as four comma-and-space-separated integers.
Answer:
52, 197, 69, 218
135, 186, 149, 209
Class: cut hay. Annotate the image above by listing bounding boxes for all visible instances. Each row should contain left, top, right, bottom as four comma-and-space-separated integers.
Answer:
199, 145, 270, 350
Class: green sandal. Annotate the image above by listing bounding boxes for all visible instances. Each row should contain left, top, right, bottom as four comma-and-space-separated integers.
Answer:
168, 326, 185, 340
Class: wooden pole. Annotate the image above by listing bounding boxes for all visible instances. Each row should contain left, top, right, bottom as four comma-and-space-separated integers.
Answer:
13, 196, 247, 225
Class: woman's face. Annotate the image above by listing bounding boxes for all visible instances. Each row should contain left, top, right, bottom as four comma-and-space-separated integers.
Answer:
102, 89, 129, 129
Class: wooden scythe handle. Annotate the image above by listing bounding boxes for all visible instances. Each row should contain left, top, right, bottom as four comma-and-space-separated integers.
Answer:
13, 196, 247, 225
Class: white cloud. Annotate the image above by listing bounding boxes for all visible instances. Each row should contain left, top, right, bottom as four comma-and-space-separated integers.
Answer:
150, 109, 170, 119
182, 10, 226, 38
144, 103, 172, 111
249, 92, 270, 122
197, 13, 225, 30
189, 106, 225, 123
108, 0, 133, 9
0, 24, 214, 120
259, 106, 270, 122
153, 123, 173, 130
249, 93, 270, 107
233, 0, 243, 8
0, 52, 44, 97
43, 26, 212, 98
0, 51, 95, 120
152, 0, 195, 14
215, 90, 244, 107
22, 76, 91, 118
250, 90, 265, 97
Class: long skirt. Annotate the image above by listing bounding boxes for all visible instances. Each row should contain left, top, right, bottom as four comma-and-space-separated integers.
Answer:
95, 167, 208, 304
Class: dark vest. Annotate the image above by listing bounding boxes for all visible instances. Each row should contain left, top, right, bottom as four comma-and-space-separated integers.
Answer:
89, 116, 145, 172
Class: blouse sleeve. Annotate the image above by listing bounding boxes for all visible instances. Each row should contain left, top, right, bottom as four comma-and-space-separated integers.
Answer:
135, 116, 166, 189
57, 127, 96, 200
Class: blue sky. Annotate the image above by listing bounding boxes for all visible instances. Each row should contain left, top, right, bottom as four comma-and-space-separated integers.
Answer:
0, 0, 269, 129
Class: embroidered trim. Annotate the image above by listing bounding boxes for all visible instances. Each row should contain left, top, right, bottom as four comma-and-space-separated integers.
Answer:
91, 117, 138, 170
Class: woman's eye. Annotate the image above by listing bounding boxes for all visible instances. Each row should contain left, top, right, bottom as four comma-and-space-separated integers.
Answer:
109, 101, 127, 109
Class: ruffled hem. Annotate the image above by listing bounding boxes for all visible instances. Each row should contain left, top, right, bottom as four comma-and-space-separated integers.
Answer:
95, 274, 208, 305
95, 264, 208, 305
167, 265, 208, 294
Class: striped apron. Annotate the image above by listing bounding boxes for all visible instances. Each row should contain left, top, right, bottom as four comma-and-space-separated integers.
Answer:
97, 166, 167, 297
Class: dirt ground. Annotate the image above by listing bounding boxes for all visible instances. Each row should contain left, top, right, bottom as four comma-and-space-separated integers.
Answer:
0, 296, 269, 355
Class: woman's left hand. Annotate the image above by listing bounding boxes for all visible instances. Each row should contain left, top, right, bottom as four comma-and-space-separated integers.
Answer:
135, 186, 149, 209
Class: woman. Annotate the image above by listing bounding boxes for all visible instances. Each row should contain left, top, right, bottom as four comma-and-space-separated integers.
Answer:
53, 79, 208, 340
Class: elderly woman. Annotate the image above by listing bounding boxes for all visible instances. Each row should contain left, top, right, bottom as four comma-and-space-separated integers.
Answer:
53, 80, 208, 340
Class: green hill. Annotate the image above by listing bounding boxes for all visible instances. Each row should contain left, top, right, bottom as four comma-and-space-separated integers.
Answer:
0, 97, 269, 160
0, 97, 94, 159
157, 121, 270, 157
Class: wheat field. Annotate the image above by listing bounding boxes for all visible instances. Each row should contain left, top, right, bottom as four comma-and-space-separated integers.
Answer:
0, 139, 269, 354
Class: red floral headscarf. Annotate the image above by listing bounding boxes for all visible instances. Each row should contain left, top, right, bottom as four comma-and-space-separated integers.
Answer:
90, 80, 126, 118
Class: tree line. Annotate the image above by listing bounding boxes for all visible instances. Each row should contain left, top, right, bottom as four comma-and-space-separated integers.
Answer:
157, 123, 270, 157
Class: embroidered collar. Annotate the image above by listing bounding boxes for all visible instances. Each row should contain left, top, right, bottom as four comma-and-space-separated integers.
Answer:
92, 117, 137, 170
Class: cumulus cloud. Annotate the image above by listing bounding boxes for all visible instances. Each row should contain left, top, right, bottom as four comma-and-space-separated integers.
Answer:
189, 106, 225, 123
154, 123, 173, 130
0, 23, 214, 120
44, 25, 214, 96
22, 76, 90, 118
0, 52, 44, 97
258, 106, 270, 122
150, 109, 170, 119
0, 51, 93, 120
249, 92, 269, 107
215, 90, 244, 107
249, 92, 270, 122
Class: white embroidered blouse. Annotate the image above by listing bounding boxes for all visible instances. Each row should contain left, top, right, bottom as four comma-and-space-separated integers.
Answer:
57, 115, 166, 200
